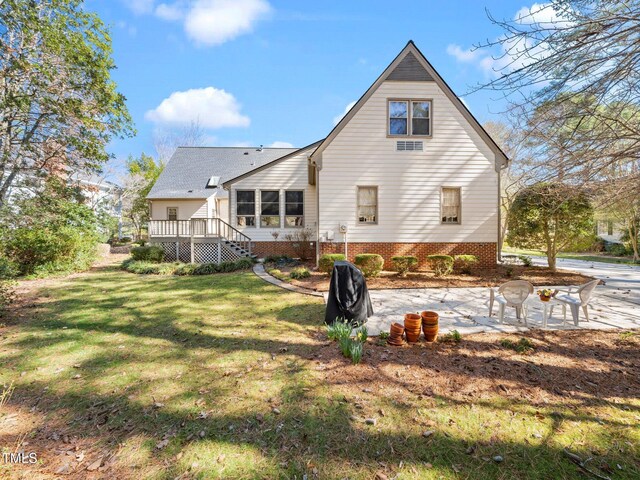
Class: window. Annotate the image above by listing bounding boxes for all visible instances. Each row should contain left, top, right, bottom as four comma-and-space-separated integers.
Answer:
261, 190, 280, 227
236, 190, 255, 226
357, 186, 378, 224
285, 190, 304, 227
441, 187, 461, 224
167, 207, 178, 221
388, 99, 432, 136
389, 101, 408, 135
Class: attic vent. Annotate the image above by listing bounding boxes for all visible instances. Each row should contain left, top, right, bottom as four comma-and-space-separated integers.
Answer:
396, 140, 423, 151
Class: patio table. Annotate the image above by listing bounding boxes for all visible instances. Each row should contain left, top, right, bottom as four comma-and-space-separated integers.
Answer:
527, 295, 563, 329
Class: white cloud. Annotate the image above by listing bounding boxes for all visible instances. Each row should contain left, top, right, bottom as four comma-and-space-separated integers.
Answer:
125, 0, 156, 15
155, 2, 185, 21
332, 101, 357, 126
514, 3, 569, 26
268, 141, 294, 148
446, 44, 482, 63
184, 0, 272, 46
145, 87, 250, 129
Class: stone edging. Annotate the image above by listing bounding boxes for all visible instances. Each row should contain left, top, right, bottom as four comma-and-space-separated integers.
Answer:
252, 264, 324, 297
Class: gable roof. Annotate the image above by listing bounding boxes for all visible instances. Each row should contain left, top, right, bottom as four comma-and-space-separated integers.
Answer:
310, 40, 509, 170
147, 147, 297, 200
222, 140, 324, 188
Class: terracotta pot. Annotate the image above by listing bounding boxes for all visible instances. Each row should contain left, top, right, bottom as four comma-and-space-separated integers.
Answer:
390, 322, 405, 334
539, 295, 551, 302
405, 330, 421, 343
404, 313, 421, 323
421, 311, 439, 326
423, 324, 439, 342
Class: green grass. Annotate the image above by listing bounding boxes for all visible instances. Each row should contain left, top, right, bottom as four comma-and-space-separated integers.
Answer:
1, 263, 638, 479
503, 247, 638, 265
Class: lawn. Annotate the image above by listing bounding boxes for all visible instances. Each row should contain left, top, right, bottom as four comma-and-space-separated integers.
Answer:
1, 262, 638, 479
503, 247, 638, 265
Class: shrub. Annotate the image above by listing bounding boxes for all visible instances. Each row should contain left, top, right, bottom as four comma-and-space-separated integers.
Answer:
174, 263, 200, 276
391, 256, 418, 277
354, 254, 384, 277
263, 254, 293, 264
607, 243, 630, 256
119, 236, 133, 243
130, 245, 164, 263
426, 255, 454, 276
123, 257, 253, 276
518, 255, 533, 267
192, 263, 221, 275
501, 337, 535, 354
319, 254, 346, 274
453, 255, 478, 274
123, 261, 179, 275
0, 257, 18, 279
440, 330, 462, 343
267, 268, 286, 280
290, 267, 310, 279
283, 228, 314, 260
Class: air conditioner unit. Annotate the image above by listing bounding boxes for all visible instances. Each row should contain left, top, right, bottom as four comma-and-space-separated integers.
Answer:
339, 223, 348, 233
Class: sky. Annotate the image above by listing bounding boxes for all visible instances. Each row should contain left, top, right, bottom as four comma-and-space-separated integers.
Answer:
87, 0, 554, 173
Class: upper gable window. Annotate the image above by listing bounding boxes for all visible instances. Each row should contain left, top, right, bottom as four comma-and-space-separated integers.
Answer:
388, 99, 431, 137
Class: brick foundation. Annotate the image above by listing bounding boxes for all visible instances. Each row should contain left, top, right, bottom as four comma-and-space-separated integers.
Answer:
251, 241, 316, 259
319, 242, 497, 269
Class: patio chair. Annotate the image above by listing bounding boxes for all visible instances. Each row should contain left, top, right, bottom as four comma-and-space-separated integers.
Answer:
489, 280, 534, 326
550, 279, 600, 326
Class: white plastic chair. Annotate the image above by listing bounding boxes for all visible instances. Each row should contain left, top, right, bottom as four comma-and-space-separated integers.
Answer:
550, 279, 600, 326
489, 280, 534, 326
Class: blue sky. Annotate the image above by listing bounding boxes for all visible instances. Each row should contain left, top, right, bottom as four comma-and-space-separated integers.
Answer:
88, 0, 545, 169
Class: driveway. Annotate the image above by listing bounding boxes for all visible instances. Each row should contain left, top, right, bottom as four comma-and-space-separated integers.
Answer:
359, 257, 640, 336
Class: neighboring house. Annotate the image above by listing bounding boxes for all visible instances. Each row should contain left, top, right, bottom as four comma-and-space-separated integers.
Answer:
147, 41, 508, 267
595, 217, 625, 244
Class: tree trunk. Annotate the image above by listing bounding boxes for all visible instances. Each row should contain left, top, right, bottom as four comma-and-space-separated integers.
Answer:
547, 253, 557, 272
629, 217, 639, 262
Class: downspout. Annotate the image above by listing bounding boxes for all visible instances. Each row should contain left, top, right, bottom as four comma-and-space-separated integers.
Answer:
315, 159, 321, 267
497, 156, 508, 263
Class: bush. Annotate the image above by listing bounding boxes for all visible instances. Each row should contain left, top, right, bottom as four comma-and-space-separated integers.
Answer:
123, 257, 253, 276
174, 263, 199, 275
453, 254, 478, 274
391, 256, 418, 277
283, 228, 314, 260
607, 243, 630, 256
426, 255, 454, 276
354, 253, 384, 277
123, 261, 179, 275
0, 257, 19, 279
119, 236, 133, 243
518, 255, 533, 267
130, 245, 164, 263
263, 254, 293, 264
267, 268, 287, 280
290, 267, 310, 279
319, 254, 346, 274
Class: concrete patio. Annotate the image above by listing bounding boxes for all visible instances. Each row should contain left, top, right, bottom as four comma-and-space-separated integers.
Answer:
320, 256, 640, 335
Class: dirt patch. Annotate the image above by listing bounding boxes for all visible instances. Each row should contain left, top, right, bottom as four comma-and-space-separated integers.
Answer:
268, 264, 595, 292
315, 329, 640, 405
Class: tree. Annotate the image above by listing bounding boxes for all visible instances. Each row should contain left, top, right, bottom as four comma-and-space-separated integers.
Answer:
0, 0, 133, 206
121, 154, 163, 240
608, 195, 640, 262
154, 120, 207, 163
475, 1, 640, 198
507, 183, 594, 271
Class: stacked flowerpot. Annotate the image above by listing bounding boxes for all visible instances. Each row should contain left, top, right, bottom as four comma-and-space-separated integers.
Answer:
387, 322, 405, 346
404, 313, 422, 343
421, 311, 439, 342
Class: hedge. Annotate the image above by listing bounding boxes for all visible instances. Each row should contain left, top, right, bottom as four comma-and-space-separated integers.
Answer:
391, 256, 418, 277
122, 257, 254, 275
130, 245, 164, 263
426, 254, 454, 276
319, 254, 346, 274
354, 253, 384, 277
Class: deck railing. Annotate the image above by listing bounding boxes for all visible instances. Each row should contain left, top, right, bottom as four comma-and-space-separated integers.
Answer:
148, 218, 251, 254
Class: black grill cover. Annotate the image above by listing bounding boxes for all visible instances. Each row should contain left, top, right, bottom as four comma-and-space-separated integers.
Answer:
324, 261, 374, 327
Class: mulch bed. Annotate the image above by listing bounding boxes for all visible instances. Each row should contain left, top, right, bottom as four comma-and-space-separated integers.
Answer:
315, 329, 640, 405
268, 263, 595, 292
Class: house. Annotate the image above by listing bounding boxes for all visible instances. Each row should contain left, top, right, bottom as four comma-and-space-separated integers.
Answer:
147, 41, 508, 268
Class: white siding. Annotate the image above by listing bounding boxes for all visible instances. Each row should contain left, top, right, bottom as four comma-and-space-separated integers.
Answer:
150, 199, 209, 220
318, 80, 498, 243
229, 149, 317, 241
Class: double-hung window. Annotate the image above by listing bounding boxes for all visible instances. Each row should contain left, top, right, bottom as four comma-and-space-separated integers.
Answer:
357, 186, 378, 224
236, 190, 256, 226
167, 207, 178, 221
441, 187, 461, 224
388, 99, 431, 136
260, 190, 280, 227
285, 191, 304, 227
